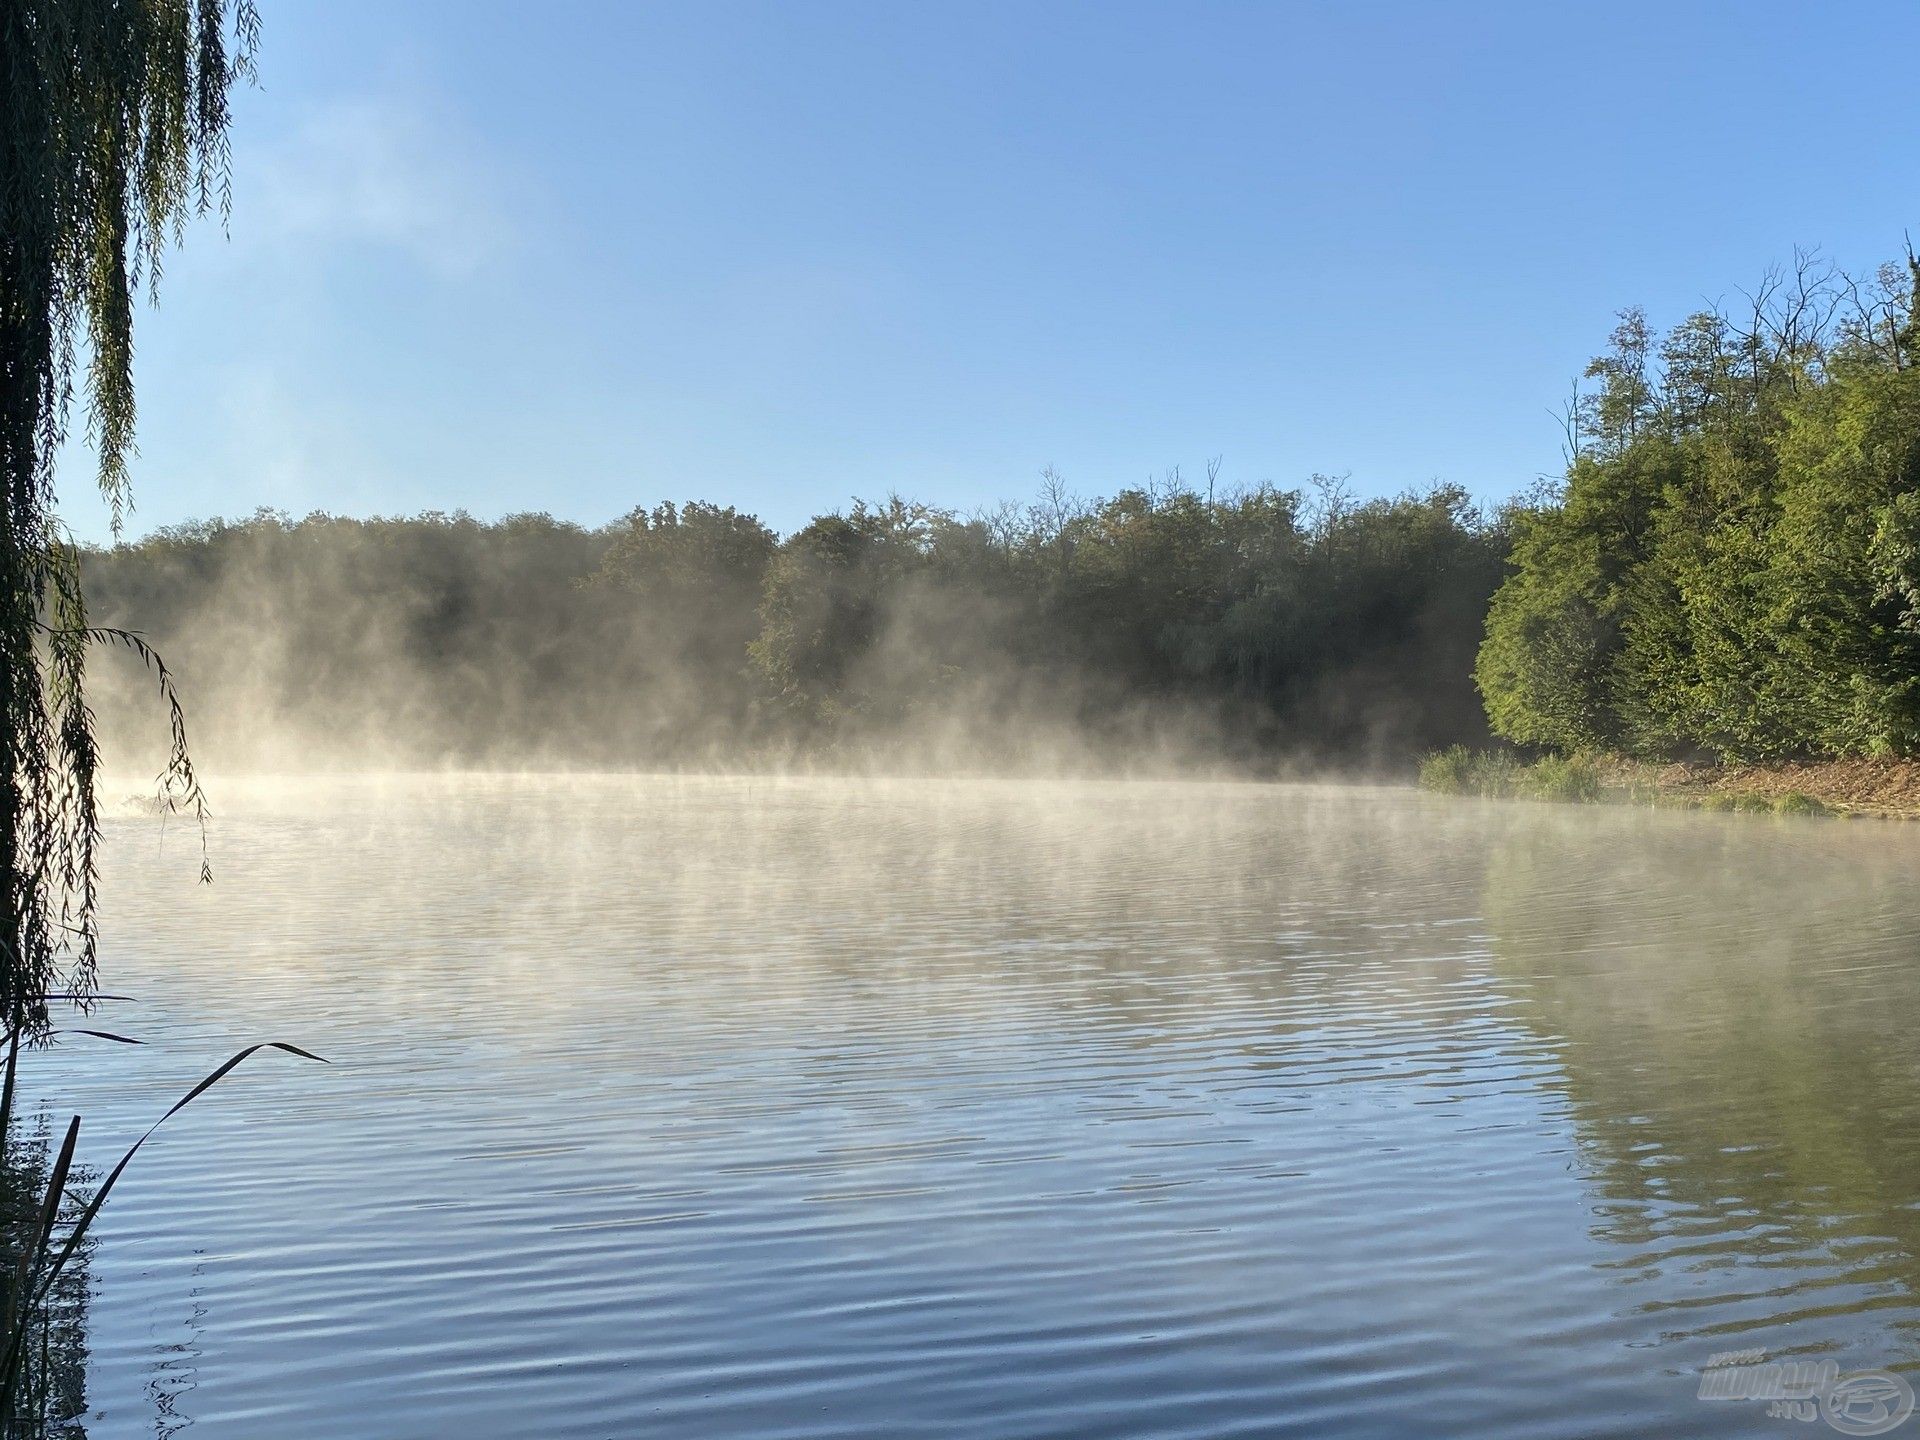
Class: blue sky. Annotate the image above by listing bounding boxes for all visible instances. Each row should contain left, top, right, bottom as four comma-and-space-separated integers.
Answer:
62, 0, 1920, 542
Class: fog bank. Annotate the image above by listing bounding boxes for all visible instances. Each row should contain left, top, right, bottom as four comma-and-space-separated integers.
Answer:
82, 475, 1508, 778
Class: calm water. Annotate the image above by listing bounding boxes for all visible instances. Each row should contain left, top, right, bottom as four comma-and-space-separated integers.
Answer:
24, 775, 1920, 1438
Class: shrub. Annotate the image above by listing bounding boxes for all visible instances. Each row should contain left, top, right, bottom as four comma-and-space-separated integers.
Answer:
1514, 753, 1602, 803
1418, 746, 1522, 797
1418, 745, 1476, 794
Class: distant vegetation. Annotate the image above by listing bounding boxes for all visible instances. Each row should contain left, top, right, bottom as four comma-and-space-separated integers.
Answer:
82, 475, 1510, 772
1478, 251, 1920, 764
88, 246, 1920, 784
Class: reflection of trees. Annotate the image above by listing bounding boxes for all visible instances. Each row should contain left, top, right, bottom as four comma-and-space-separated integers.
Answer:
146, 1260, 206, 1440
0, 1117, 94, 1438
1483, 818, 1920, 1348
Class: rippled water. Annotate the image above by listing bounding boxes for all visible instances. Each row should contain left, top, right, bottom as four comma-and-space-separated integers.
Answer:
22, 775, 1920, 1437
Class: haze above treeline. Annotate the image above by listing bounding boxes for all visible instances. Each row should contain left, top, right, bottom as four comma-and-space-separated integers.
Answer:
82, 247, 1920, 778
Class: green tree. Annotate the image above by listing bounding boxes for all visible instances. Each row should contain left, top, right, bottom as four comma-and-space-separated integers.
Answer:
1475, 441, 1679, 752
589, 501, 776, 666
0, 0, 252, 1048
748, 498, 944, 731
1478, 248, 1920, 764
1761, 364, 1920, 753
81, 478, 1511, 772
586, 501, 777, 753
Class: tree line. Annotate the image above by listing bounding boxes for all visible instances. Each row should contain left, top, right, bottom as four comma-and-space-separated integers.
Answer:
1478, 251, 1920, 763
92, 243, 1920, 778
81, 473, 1510, 772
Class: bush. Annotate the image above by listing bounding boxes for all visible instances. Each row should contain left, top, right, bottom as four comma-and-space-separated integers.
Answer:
1418, 745, 1522, 797
1418, 745, 1476, 794
1418, 747, 1605, 802
1514, 753, 1602, 803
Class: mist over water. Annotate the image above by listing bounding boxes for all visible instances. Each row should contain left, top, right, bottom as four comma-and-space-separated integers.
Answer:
77, 487, 1504, 778
25, 775, 1920, 1438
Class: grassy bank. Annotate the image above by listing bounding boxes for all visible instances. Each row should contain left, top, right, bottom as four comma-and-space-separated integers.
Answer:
1418, 747, 1607, 804
1412, 747, 1915, 818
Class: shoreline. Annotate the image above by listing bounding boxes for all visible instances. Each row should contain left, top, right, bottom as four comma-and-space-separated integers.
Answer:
1422, 746, 1920, 820
1596, 756, 1920, 821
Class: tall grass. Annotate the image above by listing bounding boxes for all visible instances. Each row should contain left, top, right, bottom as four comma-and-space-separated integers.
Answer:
1418, 747, 1602, 803
1514, 754, 1602, 803
0, 1040, 325, 1432
0, 1123, 89, 1437
1418, 745, 1522, 798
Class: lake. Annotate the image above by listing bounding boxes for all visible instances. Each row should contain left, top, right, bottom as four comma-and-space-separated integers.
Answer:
27, 775, 1920, 1437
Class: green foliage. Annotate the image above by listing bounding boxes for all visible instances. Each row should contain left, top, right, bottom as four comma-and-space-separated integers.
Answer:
83, 476, 1512, 770
1417, 745, 1522, 797
1479, 251, 1920, 763
586, 501, 776, 745
1417, 744, 1478, 793
1697, 791, 1776, 813
1772, 790, 1829, 816
748, 497, 950, 731
744, 473, 1508, 763
0, 0, 252, 1042
1416, 747, 1598, 802
1513, 753, 1602, 803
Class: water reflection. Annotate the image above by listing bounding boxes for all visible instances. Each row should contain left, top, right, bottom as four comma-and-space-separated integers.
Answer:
144, 1258, 205, 1440
24, 777, 1920, 1438
1487, 817, 1920, 1366
0, 1117, 95, 1438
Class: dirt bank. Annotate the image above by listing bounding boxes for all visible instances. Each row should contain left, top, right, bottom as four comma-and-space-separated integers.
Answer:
1605, 757, 1920, 819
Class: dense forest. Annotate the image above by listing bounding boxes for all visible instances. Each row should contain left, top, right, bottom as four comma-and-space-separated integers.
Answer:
82, 474, 1509, 773
86, 246, 1920, 779
1478, 251, 1920, 763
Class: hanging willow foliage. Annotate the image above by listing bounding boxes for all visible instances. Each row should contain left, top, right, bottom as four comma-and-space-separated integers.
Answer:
0, 0, 253, 1042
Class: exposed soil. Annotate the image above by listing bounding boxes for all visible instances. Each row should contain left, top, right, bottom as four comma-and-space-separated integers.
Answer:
1622, 756, 1920, 819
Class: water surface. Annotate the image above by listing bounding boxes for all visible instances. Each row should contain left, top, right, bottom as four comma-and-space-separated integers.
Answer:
29, 776, 1920, 1437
